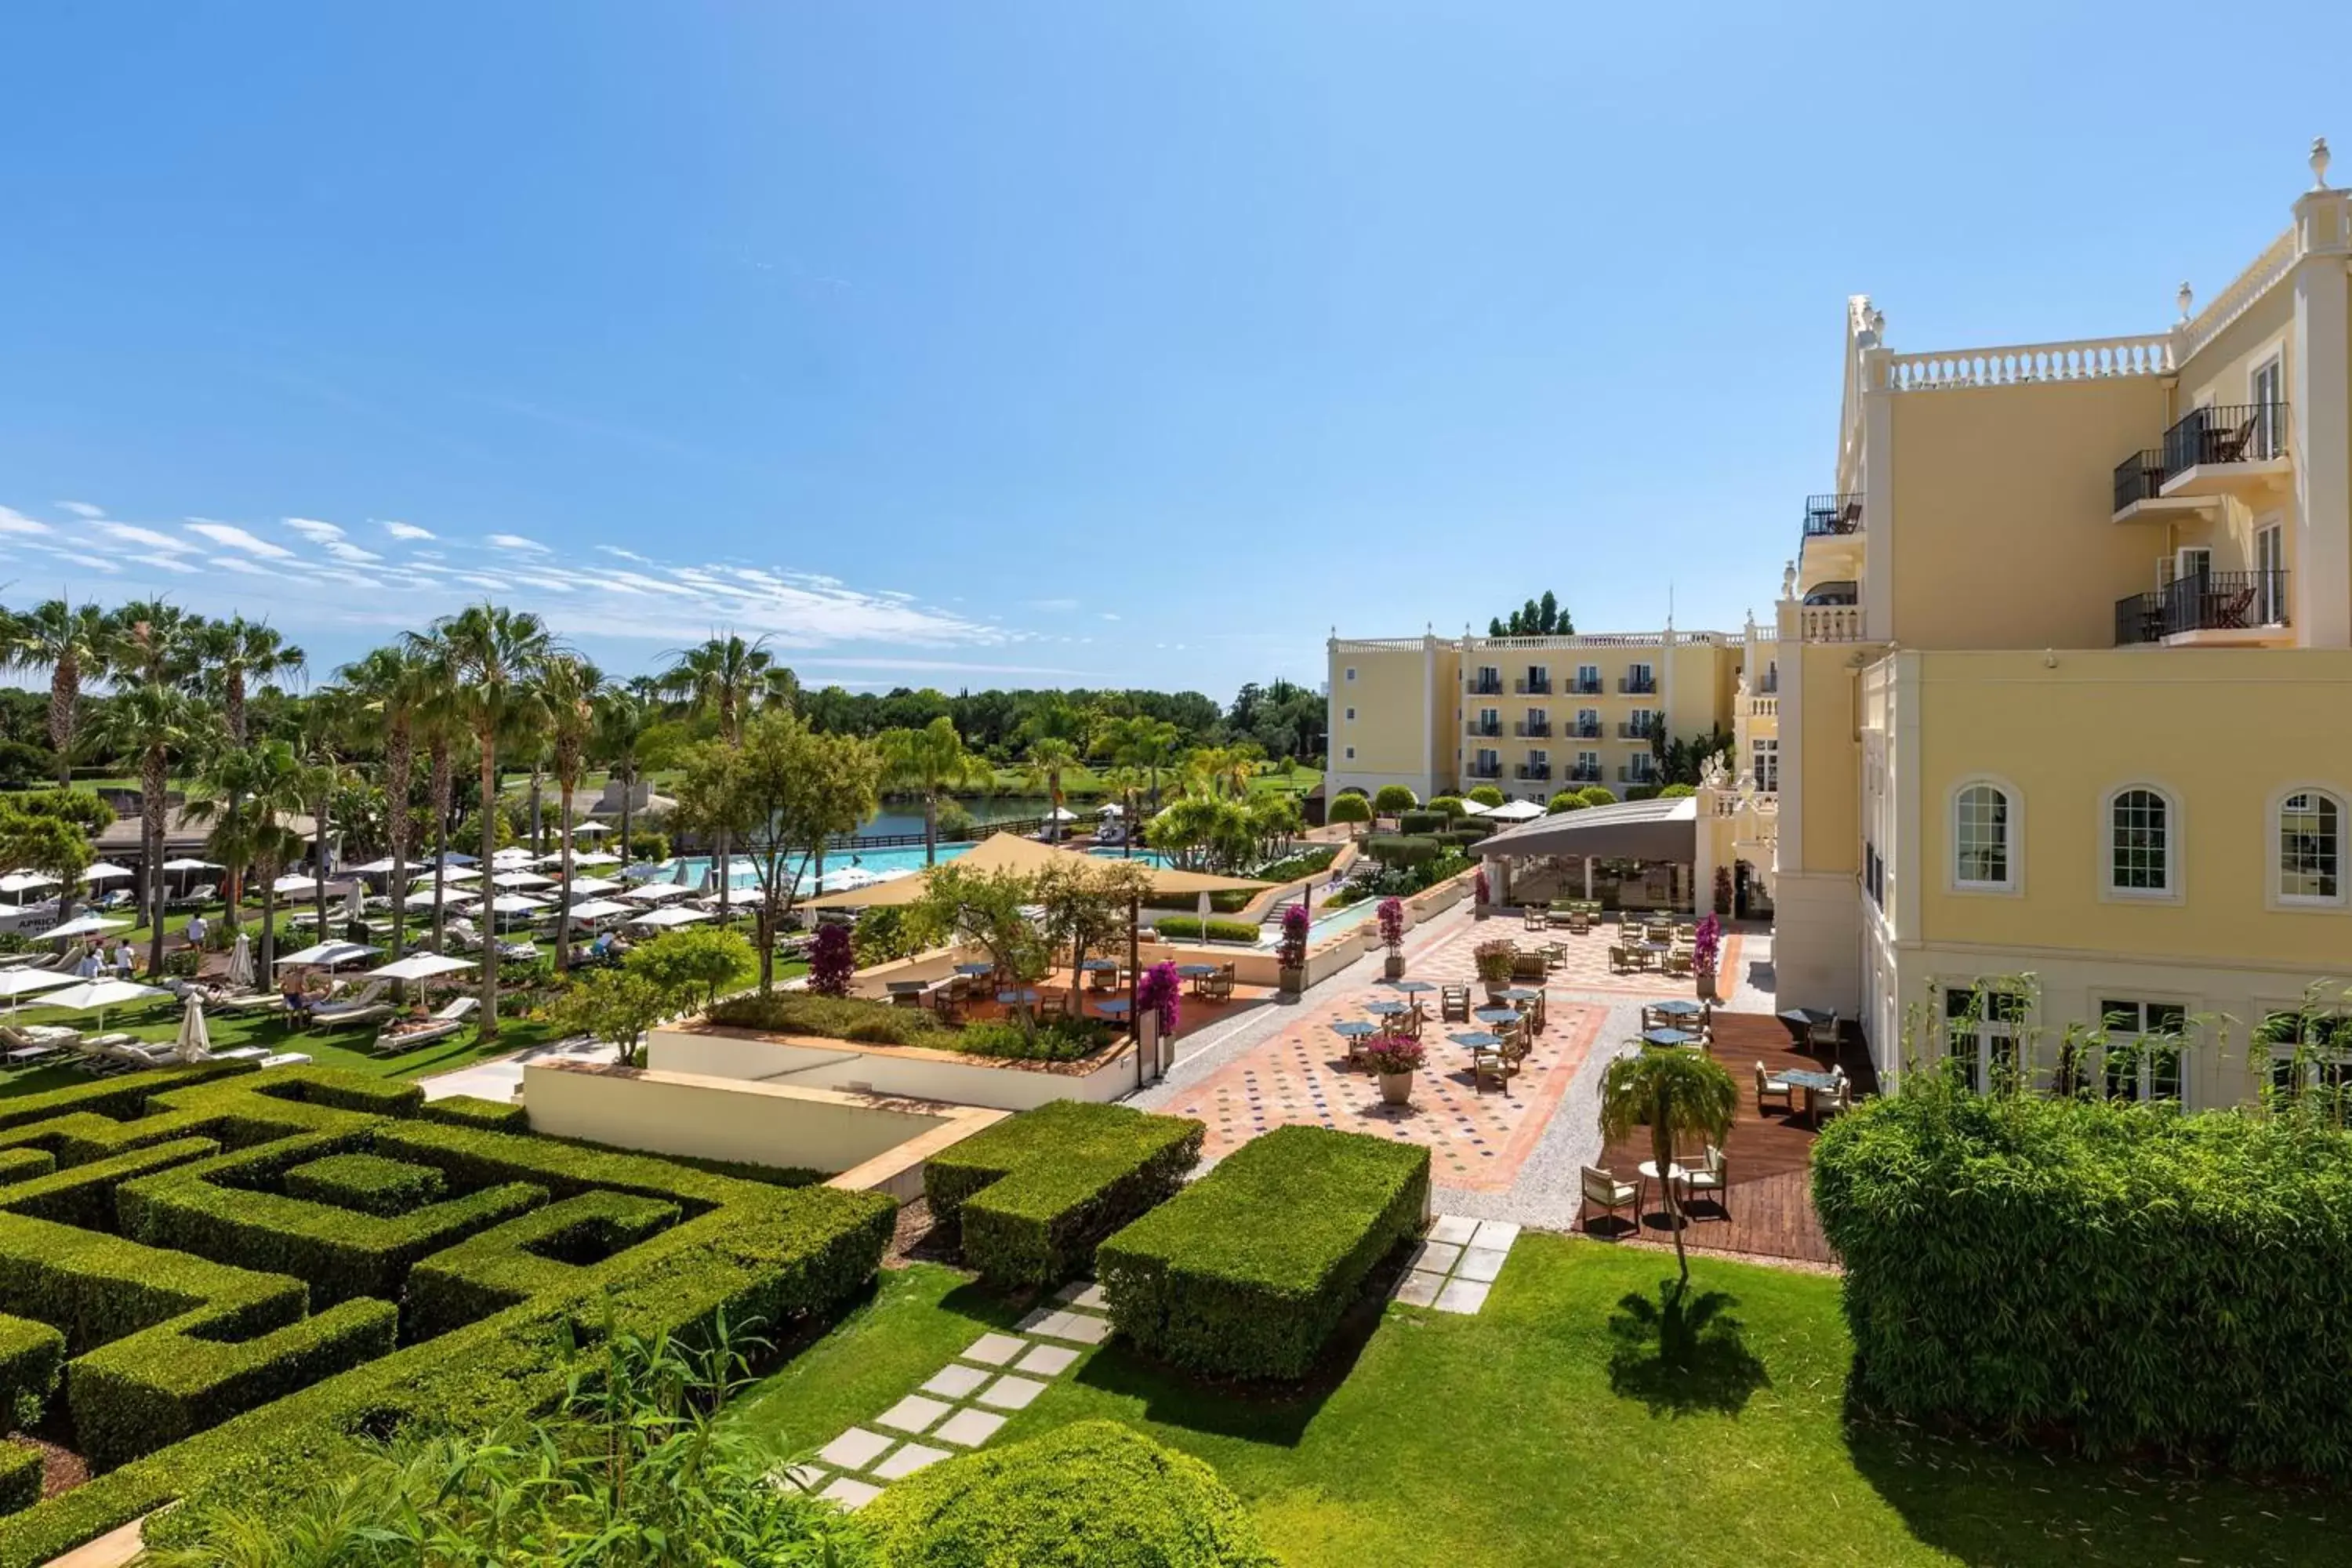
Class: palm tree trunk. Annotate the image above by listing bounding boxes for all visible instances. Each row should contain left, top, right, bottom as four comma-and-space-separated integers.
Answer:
555, 780, 575, 974
259, 877, 277, 978
924, 793, 938, 866
49, 662, 74, 790
478, 740, 500, 1038
619, 765, 634, 865
313, 786, 331, 935
144, 752, 167, 977
1654, 1087, 1689, 1290
387, 727, 412, 960
430, 742, 451, 951
717, 826, 731, 915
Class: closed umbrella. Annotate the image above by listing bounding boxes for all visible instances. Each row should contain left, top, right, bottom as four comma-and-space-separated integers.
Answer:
343, 882, 366, 926
174, 994, 212, 1062
1196, 890, 1213, 929
226, 932, 256, 990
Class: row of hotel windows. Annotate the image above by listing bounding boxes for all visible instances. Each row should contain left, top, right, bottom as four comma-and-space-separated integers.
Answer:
1946, 782, 2344, 904
1458, 662, 1655, 693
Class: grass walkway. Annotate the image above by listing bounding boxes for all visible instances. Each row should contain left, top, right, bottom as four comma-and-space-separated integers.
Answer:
729, 1237, 2339, 1567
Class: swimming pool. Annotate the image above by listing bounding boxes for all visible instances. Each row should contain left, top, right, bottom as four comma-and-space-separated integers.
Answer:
655, 842, 1174, 892
1247, 895, 1380, 949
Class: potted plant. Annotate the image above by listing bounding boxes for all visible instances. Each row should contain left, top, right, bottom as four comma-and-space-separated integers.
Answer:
1276, 903, 1311, 1000
1692, 913, 1722, 1002
1473, 937, 1515, 1002
1363, 1032, 1425, 1106
1377, 896, 1406, 979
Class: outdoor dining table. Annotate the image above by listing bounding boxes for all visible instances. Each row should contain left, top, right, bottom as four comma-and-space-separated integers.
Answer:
1474, 1007, 1522, 1026
1652, 999, 1704, 1020
1094, 997, 1132, 1018
1637, 1159, 1688, 1218
1781, 1066, 1841, 1122
1642, 1026, 1699, 1048
1449, 1030, 1502, 1050
996, 988, 1040, 1008
1331, 1020, 1378, 1039
1363, 1000, 1410, 1020
1175, 963, 1220, 995
1390, 979, 1435, 995
954, 963, 996, 978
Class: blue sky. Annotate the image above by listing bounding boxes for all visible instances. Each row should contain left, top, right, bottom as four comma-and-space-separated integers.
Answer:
4, 3, 2347, 702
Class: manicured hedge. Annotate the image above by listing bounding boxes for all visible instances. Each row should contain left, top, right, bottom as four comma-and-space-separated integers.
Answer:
1362, 833, 1441, 869
1396, 809, 1447, 836
704, 989, 953, 1047
281, 1152, 447, 1218
1100, 1125, 1426, 1380
0, 1138, 223, 1231
1815, 1088, 2352, 1473
405, 1191, 680, 1340
0, 1316, 63, 1430
1149, 916, 1259, 944
416, 1094, 529, 1132
862, 1418, 1278, 1568
0, 1152, 52, 1189
926, 1102, 1205, 1288
0, 1443, 36, 1519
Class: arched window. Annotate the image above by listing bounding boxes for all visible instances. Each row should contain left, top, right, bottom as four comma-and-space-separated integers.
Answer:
2278, 789, 2344, 904
2107, 786, 2175, 896
1952, 782, 2013, 890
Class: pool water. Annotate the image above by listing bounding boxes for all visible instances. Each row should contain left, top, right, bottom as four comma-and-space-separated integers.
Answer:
656, 842, 1172, 892
1249, 895, 1380, 949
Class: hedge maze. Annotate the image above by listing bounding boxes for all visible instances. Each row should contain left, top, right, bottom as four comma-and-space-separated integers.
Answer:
0, 1062, 895, 1566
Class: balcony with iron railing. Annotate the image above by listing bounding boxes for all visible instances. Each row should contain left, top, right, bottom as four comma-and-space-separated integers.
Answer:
1617, 720, 1659, 740
1465, 719, 1502, 738
1803, 492, 1863, 539
1515, 763, 1552, 781
1617, 674, 1656, 695
1566, 763, 1602, 783
1466, 759, 1504, 779
1467, 673, 1504, 696
2115, 569, 2289, 645
1564, 720, 1602, 739
1514, 720, 1551, 738
2114, 403, 2290, 516
1514, 675, 1552, 695
1569, 675, 1604, 695
1617, 765, 1659, 784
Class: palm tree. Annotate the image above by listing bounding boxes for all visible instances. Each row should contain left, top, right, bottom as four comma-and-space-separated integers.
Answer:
296, 689, 362, 935
2, 599, 110, 786
539, 655, 605, 972
107, 598, 207, 688
405, 635, 466, 952
1019, 736, 1080, 841
90, 683, 218, 975
196, 617, 306, 921
187, 740, 311, 978
661, 633, 782, 912
1096, 715, 1183, 814
591, 682, 659, 865
878, 716, 989, 866
421, 605, 556, 1038
1597, 1047, 1740, 1290
339, 644, 427, 958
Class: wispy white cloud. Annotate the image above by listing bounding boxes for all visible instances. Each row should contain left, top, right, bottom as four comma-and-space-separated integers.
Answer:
99, 523, 198, 557
209, 556, 274, 576
283, 517, 345, 543
0, 506, 50, 535
186, 521, 295, 559
325, 541, 382, 564
485, 533, 547, 554
382, 521, 434, 541
1100, 612, 1121, 622
56, 501, 105, 520
1027, 597, 1080, 612
594, 544, 652, 564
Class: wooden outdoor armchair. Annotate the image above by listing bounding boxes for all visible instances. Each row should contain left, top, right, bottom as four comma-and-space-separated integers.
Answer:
1439, 985, 1471, 1022
1579, 1164, 1637, 1235
1755, 1061, 1795, 1117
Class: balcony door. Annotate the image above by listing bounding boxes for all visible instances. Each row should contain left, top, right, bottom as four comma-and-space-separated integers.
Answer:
2256, 523, 2285, 624
2252, 357, 2284, 459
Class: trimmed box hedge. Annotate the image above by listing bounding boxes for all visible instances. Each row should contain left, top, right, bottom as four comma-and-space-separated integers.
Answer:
416, 1094, 529, 1132
281, 1152, 446, 1217
0, 1152, 53, 1189
1816, 1088, 2352, 1474
926, 1102, 1205, 1288
0, 1316, 63, 1431
0, 1443, 36, 1519
0, 1062, 895, 1566
405, 1191, 680, 1340
1098, 1125, 1428, 1379
1149, 916, 1260, 944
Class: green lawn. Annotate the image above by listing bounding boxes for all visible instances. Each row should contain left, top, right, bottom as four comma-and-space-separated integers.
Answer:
729, 1238, 2339, 1568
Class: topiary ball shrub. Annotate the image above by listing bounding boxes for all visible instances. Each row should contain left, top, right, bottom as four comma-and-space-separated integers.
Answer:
1423, 795, 1467, 820
1547, 791, 1588, 813
1395, 809, 1446, 837
1370, 784, 1417, 814
1577, 786, 1617, 807
1465, 785, 1504, 808
1658, 782, 1695, 799
861, 1419, 1279, 1568
1325, 792, 1372, 827
1363, 834, 1441, 869
1624, 785, 1659, 801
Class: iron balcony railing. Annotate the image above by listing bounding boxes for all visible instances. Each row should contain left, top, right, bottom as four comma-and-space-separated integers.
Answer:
1514, 720, 1551, 738
1515, 763, 1552, 781
1515, 675, 1552, 695
2113, 449, 2166, 512
1466, 760, 1504, 779
1804, 492, 1863, 537
1465, 719, 1501, 737
1566, 764, 1603, 783
1565, 721, 1602, 739
1467, 673, 1504, 695
1617, 719, 1659, 740
2165, 401, 2287, 474
2114, 569, 2288, 644
1618, 675, 1656, 695
1617, 765, 1659, 784
1570, 676, 1604, 695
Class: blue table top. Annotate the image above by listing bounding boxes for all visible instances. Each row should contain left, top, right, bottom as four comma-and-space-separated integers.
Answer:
1175, 964, 1219, 976
1651, 999, 1704, 1017
996, 989, 1040, 1004
1497, 987, 1543, 1000
1474, 1007, 1521, 1024
1363, 999, 1410, 1015
1642, 1027, 1698, 1047
1450, 1030, 1504, 1048
1080, 957, 1119, 971
1390, 979, 1436, 993
1781, 1067, 1841, 1091
1331, 1020, 1378, 1037
954, 964, 995, 976
1095, 998, 1132, 1014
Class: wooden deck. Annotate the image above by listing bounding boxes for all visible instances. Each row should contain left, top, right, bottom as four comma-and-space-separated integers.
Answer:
1590, 1010, 1875, 1265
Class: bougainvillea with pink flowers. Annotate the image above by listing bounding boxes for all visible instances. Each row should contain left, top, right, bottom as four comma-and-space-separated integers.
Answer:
1137, 960, 1182, 1037
809, 924, 855, 996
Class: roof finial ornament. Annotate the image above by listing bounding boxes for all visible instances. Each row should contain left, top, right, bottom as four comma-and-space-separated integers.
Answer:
1780, 561, 1796, 601
2314, 136, 2332, 191
2177, 281, 2194, 322
1868, 306, 1886, 336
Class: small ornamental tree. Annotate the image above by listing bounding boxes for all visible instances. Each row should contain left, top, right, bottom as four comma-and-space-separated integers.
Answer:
1465, 784, 1505, 808
539, 969, 672, 1068
1425, 796, 1467, 821
623, 926, 752, 1013
1371, 784, 1418, 815
1713, 864, 1734, 916
1693, 913, 1722, 978
1599, 1048, 1738, 1288
1327, 792, 1373, 829
1138, 960, 1182, 1039
1578, 786, 1617, 807
1377, 896, 1406, 953
808, 924, 855, 996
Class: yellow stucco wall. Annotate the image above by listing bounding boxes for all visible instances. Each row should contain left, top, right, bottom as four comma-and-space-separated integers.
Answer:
1911, 647, 2352, 969
1797, 642, 1862, 873
2177, 285, 2293, 419
1888, 376, 2172, 648
1330, 645, 1430, 777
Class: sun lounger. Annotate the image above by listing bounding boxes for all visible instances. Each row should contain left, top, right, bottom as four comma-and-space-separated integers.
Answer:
309, 1004, 394, 1033
257, 1052, 313, 1069
212, 992, 285, 1014
370, 996, 478, 1054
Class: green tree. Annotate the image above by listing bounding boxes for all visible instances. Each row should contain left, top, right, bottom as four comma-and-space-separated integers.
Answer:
878, 716, 990, 866
1327, 791, 1373, 828
907, 864, 1049, 993
419, 604, 557, 1038
2, 599, 110, 786
90, 683, 219, 973
537, 655, 607, 972
623, 925, 752, 1014
1371, 783, 1418, 814
1598, 1047, 1739, 1289
592, 680, 662, 869
1031, 856, 1152, 1011
0, 799, 93, 913
1146, 795, 1253, 873
185, 740, 313, 975
1018, 735, 1081, 840
540, 969, 673, 1068
338, 644, 427, 957
1487, 590, 1572, 637
1094, 714, 1182, 818
660, 632, 788, 913
200, 617, 307, 924
1465, 784, 1505, 808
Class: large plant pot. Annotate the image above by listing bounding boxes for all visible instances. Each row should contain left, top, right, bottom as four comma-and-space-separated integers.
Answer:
1483, 980, 1510, 1004
1383, 953, 1406, 980
1695, 969, 1719, 1003
1277, 965, 1305, 1000
1378, 1071, 1414, 1106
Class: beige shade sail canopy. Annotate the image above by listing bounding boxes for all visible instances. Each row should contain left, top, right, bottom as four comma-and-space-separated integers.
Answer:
797, 831, 1268, 910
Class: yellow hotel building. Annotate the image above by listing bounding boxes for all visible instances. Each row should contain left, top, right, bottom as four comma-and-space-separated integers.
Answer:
1324, 626, 1770, 806
1779, 140, 2352, 1105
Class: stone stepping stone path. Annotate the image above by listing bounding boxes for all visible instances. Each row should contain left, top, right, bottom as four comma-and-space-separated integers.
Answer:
788, 1280, 1112, 1510
1392, 1214, 1519, 1314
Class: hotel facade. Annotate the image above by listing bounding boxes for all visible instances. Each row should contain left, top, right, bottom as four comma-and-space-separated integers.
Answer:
1777, 141, 2352, 1106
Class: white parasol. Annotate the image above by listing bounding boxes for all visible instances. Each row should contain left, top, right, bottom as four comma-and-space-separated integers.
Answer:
627, 906, 713, 930
174, 994, 212, 1062
42, 978, 167, 1032
80, 862, 136, 884
490, 870, 554, 889
0, 872, 60, 895
619, 882, 695, 904
343, 881, 366, 925
0, 969, 75, 1015
45, 914, 131, 942
568, 821, 613, 836
564, 898, 634, 922
271, 873, 321, 896
162, 858, 223, 873
274, 940, 382, 970
371, 952, 477, 982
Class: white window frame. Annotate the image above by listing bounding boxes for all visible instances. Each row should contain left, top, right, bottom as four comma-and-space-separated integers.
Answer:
1627, 661, 1654, 691
2251, 352, 2285, 459
1947, 775, 2020, 896
1576, 706, 1599, 735
1344, 667, 1356, 682
2100, 782, 2182, 903
2255, 514, 2286, 625
1628, 753, 1657, 783
2270, 784, 2348, 910
2092, 997, 2188, 1105
1576, 750, 1599, 777
2259, 1004, 2352, 1116
1943, 983, 2028, 1094
1576, 663, 1599, 691
1750, 737, 1780, 792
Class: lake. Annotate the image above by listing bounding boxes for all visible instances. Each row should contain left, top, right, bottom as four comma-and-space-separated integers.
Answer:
860, 794, 1074, 839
